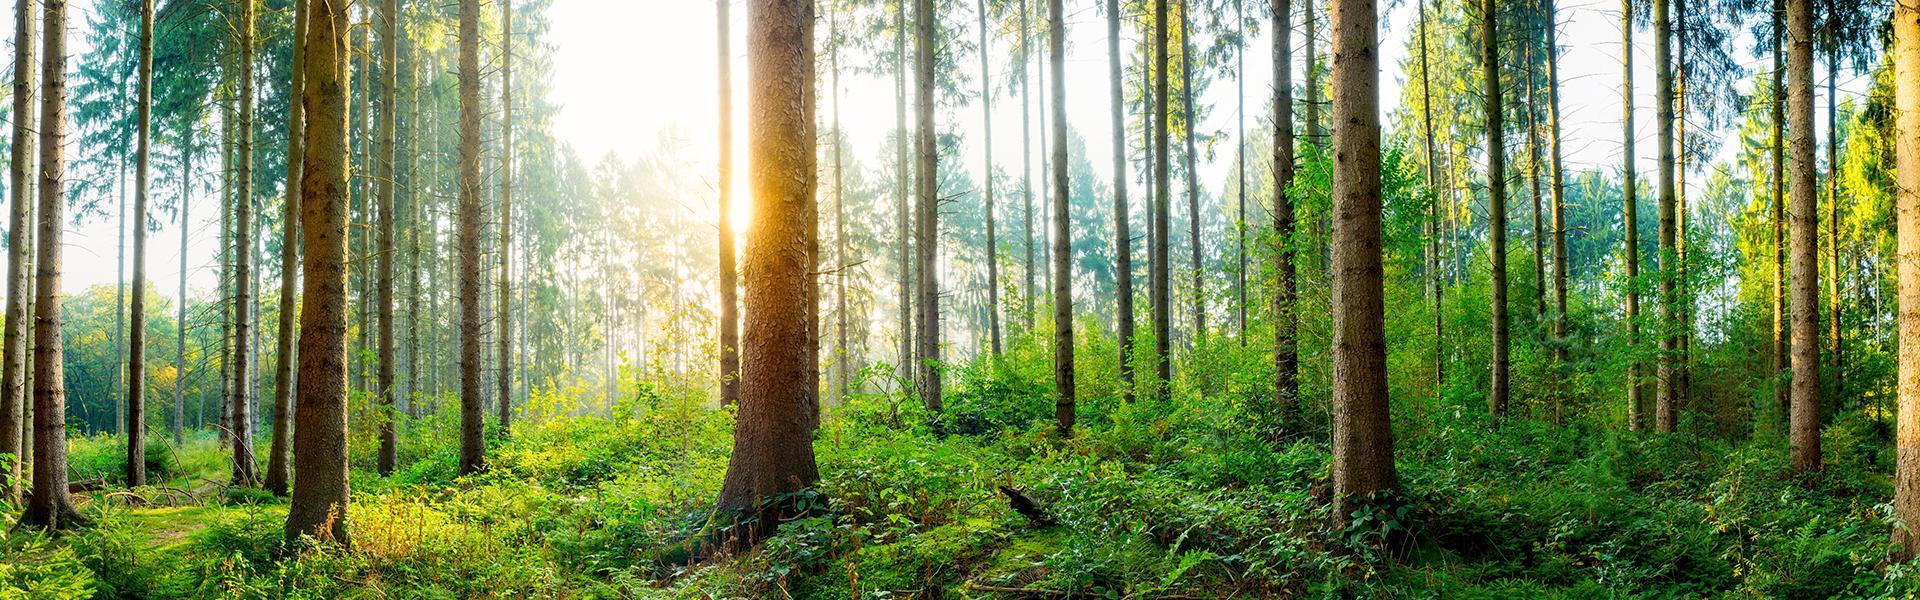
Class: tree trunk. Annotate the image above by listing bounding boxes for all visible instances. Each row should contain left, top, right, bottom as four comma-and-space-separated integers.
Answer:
714, 0, 820, 546
1272, 0, 1297, 417
1785, 0, 1821, 471
1826, 29, 1842, 406
1181, 1, 1204, 345
914, 0, 942, 414
1621, 0, 1643, 431
1527, 42, 1545, 327
1889, 0, 1919, 559
895, 0, 912, 386
1108, 0, 1134, 398
1304, 0, 1320, 147
456, 0, 486, 476
19, 0, 81, 530
1022, 0, 1036, 329
1419, 0, 1440, 395
1481, 0, 1509, 419
376, 0, 400, 473
717, 0, 739, 406
1048, 0, 1073, 434
127, 0, 155, 489
0, 0, 35, 505
1329, 0, 1396, 525
285, 0, 351, 544
495, 0, 514, 433
1151, 0, 1172, 396
176, 124, 192, 448
268, 0, 308, 496
1654, 0, 1677, 433
1772, 0, 1788, 426
979, 0, 1001, 357
1546, 0, 1567, 371
1235, 0, 1247, 344
231, 0, 260, 486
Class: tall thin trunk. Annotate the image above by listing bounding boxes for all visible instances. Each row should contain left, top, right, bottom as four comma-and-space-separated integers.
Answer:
1527, 40, 1545, 326
1108, 0, 1134, 397
1772, 0, 1788, 426
832, 6, 851, 399
895, 0, 912, 384
456, 0, 485, 476
231, 0, 259, 486
1621, 0, 1643, 430
176, 126, 192, 447
1235, 0, 1247, 344
1151, 0, 1172, 396
375, 0, 400, 473
1180, 1, 1204, 345
285, 0, 351, 544
1826, 22, 1842, 405
495, 0, 513, 433
1654, 0, 1677, 433
269, 0, 308, 495
1304, 0, 1320, 147
1888, 0, 1918, 559
1329, 0, 1396, 525
979, 0, 1001, 356
1418, 0, 1442, 393
127, 0, 154, 489
1547, 0, 1567, 371
20, 0, 81, 530
1048, 0, 1073, 434
1785, 0, 1821, 471
0, 0, 35, 505
1021, 0, 1036, 327
1481, 0, 1510, 419
1273, 0, 1298, 417
914, 0, 942, 414
219, 91, 233, 445
717, 0, 739, 406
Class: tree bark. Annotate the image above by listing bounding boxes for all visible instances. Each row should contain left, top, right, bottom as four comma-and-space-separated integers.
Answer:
1181, 1, 1204, 345
1049, 0, 1073, 434
176, 122, 193, 448
1825, 22, 1842, 406
979, 0, 1001, 357
1481, 0, 1510, 419
1108, 0, 1134, 399
20, 0, 82, 530
377, 0, 400, 473
1546, 0, 1567, 371
127, 0, 155, 489
1785, 0, 1821, 471
1329, 0, 1396, 525
1772, 0, 1789, 426
495, 0, 513, 433
914, 0, 942, 414
1151, 0, 1172, 396
718, 0, 740, 406
895, 0, 913, 388
1419, 0, 1440, 395
268, 0, 308, 495
1273, 0, 1298, 418
1, 0, 35, 505
1654, 0, 1677, 433
1621, 0, 1643, 431
231, 0, 260, 487
456, 0, 486, 476
1889, 0, 1919, 559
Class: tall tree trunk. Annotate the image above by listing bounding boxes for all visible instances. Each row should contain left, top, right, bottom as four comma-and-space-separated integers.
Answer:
1109, 0, 1134, 398
1419, 0, 1441, 394
718, 0, 739, 406
1654, 0, 1677, 433
1235, 0, 1247, 344
979, 0, 1001, 357
1329, 0, 1396, 525
1826, 25, 1842, 406
1527, 41, 1545, 326
1621, 0, 1643, 430
1772, 0, 1788, 426
1180, 1, 1204, 344
1547, 0, 1567, 371
1785, 0, 1821, 471
376, 0, 400, 473
456, 0, 486, 476
914, 0, 942, 414
0, 0, 35, 505
127, 0, 155, 489
1022, 0, 1036, 328
1151, 0, 1172, 396
176, 127, 193, 447
495, 0, 513, 433
19, 0, 81, 530
1889, 0, 1919, 559
231, 0, 260, 486
1049, 0, 1073, 434
895, 0, 912, 385
714, 0, 820, 547
285, 0, 351, 544
1675, 0, 1691, 414
1304, 0, 1320, 147
1273, 0, 1298, 418
830, 5, 850, 400
267, 0, 307, 495
1481, 0, 1510, 419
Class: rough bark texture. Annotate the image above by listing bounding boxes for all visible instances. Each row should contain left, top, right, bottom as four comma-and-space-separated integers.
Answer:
456, 0, 486, 476
1621, 0, 1643, 430
1481, 0, 1509, 419
1151, 0, 1172, 396
20, 0, 81, 530
1890, 0, 1919, 560
496, 0, 514, 433
269, 0, 308, 495
128, 0, 154, 489
1272, 0, 1297, 417
1329, 0, 1396, 524
284, 0, 351, 545
377, 0, 400, 474
914, 0, 941, 414
1654, 0, 1677, 433
714, 0, 820, 543
1049, 0, 1073, 434
717, 0, 739, 406
231, 0, 259, 487
1108, 0, 1134, 398
1785, 0, 1821, 472
1, 0, 35, 505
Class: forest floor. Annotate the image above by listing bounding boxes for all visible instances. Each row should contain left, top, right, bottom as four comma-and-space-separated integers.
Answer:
4, 362, 1920, 598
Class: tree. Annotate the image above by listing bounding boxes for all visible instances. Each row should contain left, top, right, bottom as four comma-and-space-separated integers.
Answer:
713, 0, 820, 547
717, 0, 739, 406
1022, 0, 1035, 326
496, 0, 515, 433
1180, 0, 1204, 343
1108, 0, 1134, 398
456, 0, 486, 476
979, 0, 1002, 356
1418, 0, 1440, 391
1048, 0, 1072, 434
1151, 0, 1171, 396
1546, 0, 1567, 372
1653, 0, 1677, 433
268, 0, 310, 495
285, 0, 352, 545
1890, 0, 1919, 560
377, 0, 401, 473
1771, 0, 1788, 425
127, 0, 154, 488
1621, 0, 1643, 430
914, 0, 941, 413
0, 0, 36, 506
1784, 0, 1820, 471
894, 0, 912, 387
230, 0, 259, 487
1273, 0, 1297, 416
1481, 0, 1510, 419
1328, 0, 1395, 525
19, 0, 83, 531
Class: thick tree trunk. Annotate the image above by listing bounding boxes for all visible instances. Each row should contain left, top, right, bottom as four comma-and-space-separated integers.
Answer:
717, 0, 739, 406
1049, 0, 1073, 434
1151, 0, 1172, 396
285, 0, 351, 544
127, 0, 154, 489
231, 0, 260, 487
1108, 0, 1134, 398
1889, 0, 1919, 559
1621, 0, 1643, 430
914, 0, 941, 414
456, 0, 486, 476
1654, 0, 1678, 433
0, 0, 35, 505
268, 0, 307, 495
20, 0, 82, 530
1481, 0, 1509, 419
714, 0, 820, 545
1272, 0, 1297, 417
495, 0, 513, 433
1785, 0, 1821, 472
377, 0, 400, 473
979, 0, 1001, 357
1329, 0, 1396, 525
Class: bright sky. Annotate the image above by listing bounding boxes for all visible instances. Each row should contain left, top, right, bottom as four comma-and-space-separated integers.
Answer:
2, 0, 1873, 305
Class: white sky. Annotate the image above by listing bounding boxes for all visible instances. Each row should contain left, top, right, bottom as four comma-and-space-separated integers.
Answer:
0, 0, 1873, 306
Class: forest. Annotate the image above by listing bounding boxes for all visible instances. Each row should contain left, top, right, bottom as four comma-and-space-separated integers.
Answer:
0, 0, 1918, 596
